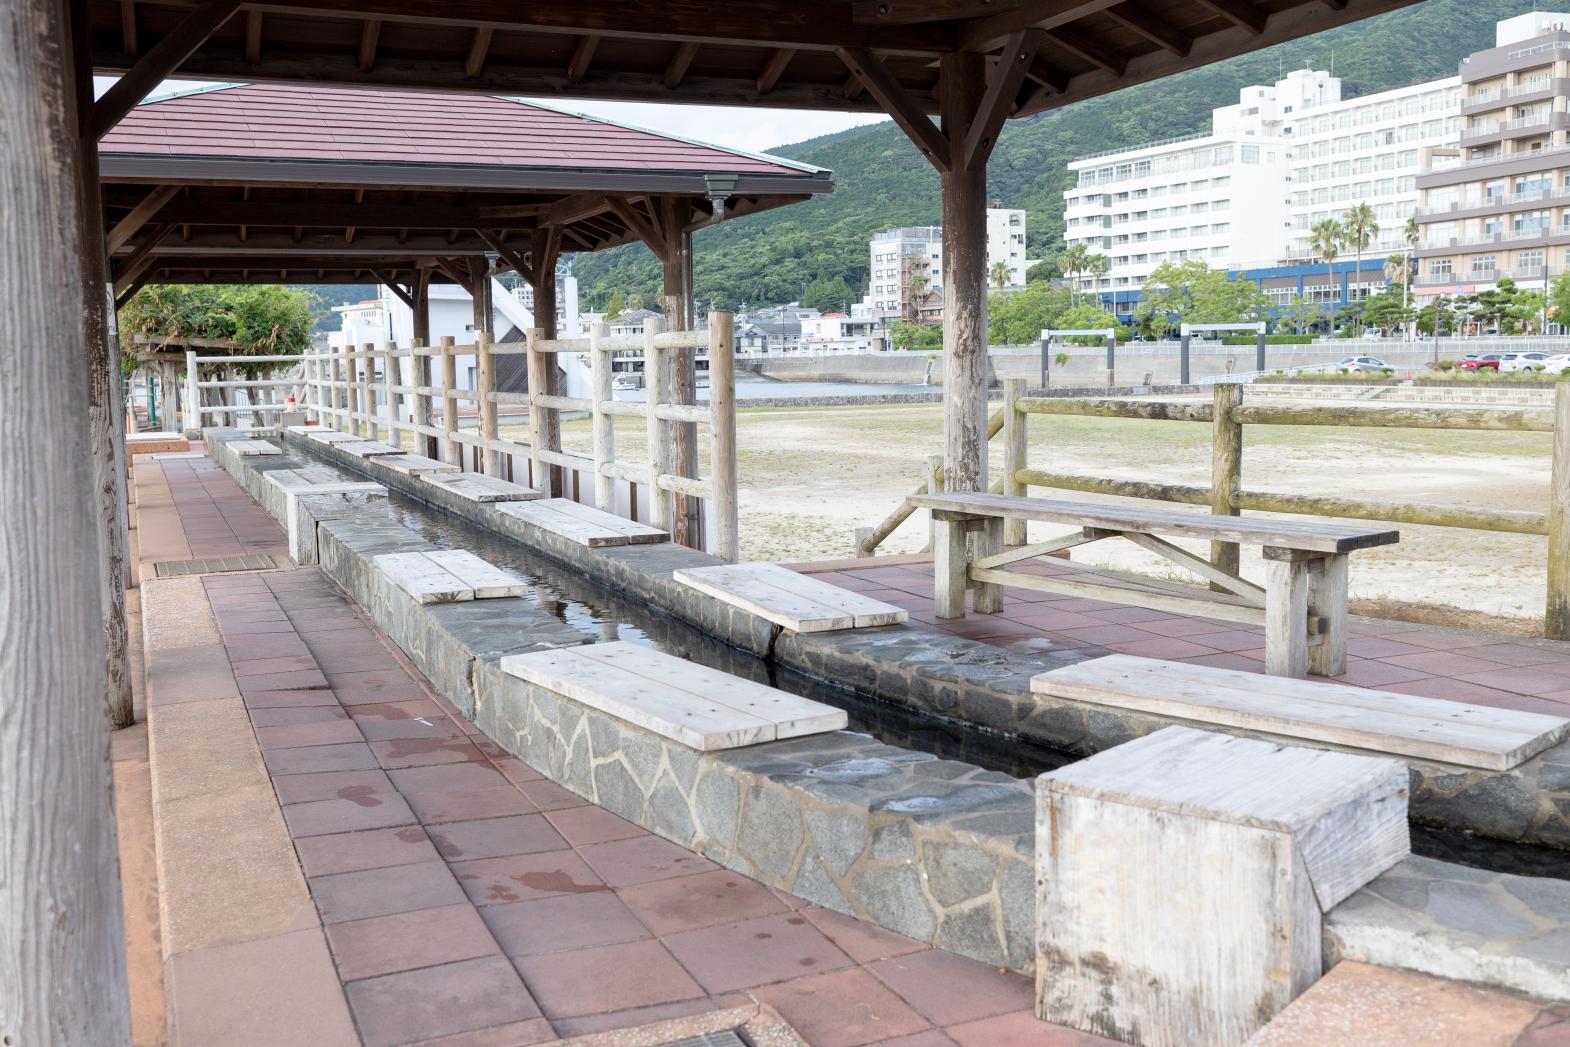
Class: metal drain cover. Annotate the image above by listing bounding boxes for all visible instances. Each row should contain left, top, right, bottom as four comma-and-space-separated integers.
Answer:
667, 1033, 747, 1047
153, 554, 282, 578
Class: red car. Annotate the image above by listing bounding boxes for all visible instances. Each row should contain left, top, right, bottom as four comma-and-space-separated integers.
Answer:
1459, 353, 1503, 370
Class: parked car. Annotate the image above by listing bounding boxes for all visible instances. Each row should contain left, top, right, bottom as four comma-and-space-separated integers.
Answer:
1361, 329, 1385, 340
1538, 353, 1570, 373
1458, 353, 1504, 370
1338, 355, 1391, 373
1499, 352, 1551, 373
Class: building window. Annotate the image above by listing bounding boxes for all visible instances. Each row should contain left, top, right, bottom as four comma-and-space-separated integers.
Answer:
1471, 255, 1496, 275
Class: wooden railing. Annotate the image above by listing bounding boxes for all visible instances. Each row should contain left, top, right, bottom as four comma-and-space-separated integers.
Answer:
297, 312, 738, 560
182, 350, 306, 428
863, 380, 1570, 639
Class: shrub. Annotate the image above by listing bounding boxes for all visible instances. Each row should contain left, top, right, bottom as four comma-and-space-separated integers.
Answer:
1055, 351, 1070, 367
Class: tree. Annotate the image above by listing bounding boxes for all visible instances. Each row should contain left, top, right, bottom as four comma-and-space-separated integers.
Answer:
987, 279, 1076, 344
1135, 259, 1267, 334
1057, 242, 1090, 302
605, 289, 627, 321
1274, 294, 1324, 335
1360, 287, 1411, 334
1309, 218, 1343, 329
1341, 203, 1378, 331
801, 274, 855, 312
1025, 258, 1062, 283
1403, 215, 1420, 339
904, 266, 931, 323
118, 284, 316, 366
1083, 253, 1110, 303
989, 260, 1013, 289
888, 318, 943, 350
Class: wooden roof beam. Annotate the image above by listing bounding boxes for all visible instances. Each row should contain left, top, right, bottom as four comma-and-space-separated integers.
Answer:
149, 199, 543, 229
853, 0, 1017, 24
757, 48, 796, 95
663, 42, 700, 89
1047, 26, 1125, 75
543, 192, 611, 227
835, 48, 949, 172
567, 35, 599, 83
107, 184, 178, 252
112, 225, 173, 294
465, 27, 493, 77
957, 0, 1124, 50
1105, 2, 1192, 56
963, 29, 1043, 170
357, 19, 382, 73
474, 229, 536, 284
1190, 0, 1266, 34
91, 0, 239, 139
120, 0, 137, 57
245, 10, 262, 62
372, 268, 417, 309
605, 197, 670, 261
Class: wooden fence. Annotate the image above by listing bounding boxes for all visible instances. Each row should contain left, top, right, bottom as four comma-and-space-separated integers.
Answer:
295, 313, 738, 560
862, 380, 1570, 639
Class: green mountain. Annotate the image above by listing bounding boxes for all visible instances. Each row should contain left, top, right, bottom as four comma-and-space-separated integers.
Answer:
572, 0, 1536, 312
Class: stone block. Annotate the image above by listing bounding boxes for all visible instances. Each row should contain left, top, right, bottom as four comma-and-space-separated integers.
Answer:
287, 488, 385, 564
1036, 726, 1409, 1047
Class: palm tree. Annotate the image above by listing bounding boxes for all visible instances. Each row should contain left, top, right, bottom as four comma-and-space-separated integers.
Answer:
904, 264, 930, 323
1403, 215, 1420, 341
1083, 253, 1111, 308
1057, 242, 1091, 304
1309, 218, 1342, 333
989, 260, 1012, 289
1341, 203, 1378, 332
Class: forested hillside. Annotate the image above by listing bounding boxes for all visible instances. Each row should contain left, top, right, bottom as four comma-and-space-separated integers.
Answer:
572, 0, 1535, 312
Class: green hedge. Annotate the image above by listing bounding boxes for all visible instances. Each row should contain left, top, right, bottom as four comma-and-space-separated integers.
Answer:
1220, 334, 1312, 345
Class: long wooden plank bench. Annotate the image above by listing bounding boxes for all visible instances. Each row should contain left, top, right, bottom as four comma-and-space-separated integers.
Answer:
304, 429, 361, 445
376, 454, 459, 477
674, 562, 908, 633
1034, 654, 1570, 771
228, 439, 282, 457
374, 549, 527, 603
905, 491, 1399, 679
500, 640, 847, 750
422, 472, 544, 503
494, 498, 666, 547
338, 440, 407, 458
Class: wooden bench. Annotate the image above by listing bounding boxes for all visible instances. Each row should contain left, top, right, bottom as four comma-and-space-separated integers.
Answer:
674, 562, 907, 633
421, 472, 543, 503
304, 429, 361, 445
337, 440, 406, 458
373, 549, 527, 603
905, 491, 1399, 679
500, 640, 847, 750
376, 454, 459, 477
494, 498, 666, 547
228, 439, 282, 456
1034, 654, 1570, 771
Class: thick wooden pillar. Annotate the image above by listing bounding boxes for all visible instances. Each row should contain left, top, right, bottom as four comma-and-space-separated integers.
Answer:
412, 269, 437, 458
530, 228, 564, 494
2, 0, 133, 1038
661, 199, 699, 546
940, 51, 989, 495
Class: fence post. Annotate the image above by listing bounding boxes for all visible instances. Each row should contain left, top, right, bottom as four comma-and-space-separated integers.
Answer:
184, 349, 200, 434
362, 343, 380, 441
1256, 327, 1267, 373
926, 453, 943, 550
1548, 384, 1570, 639
589, 322, 614, 510
440, 336, 459, 467
644, 316, 672, 534
524, 328, 549, 491
411, 338, 434, 457
1003, 378, 1027, 547
381, 341, 398, 448
1210, 382, 1244, 588
476, 331, 497, 475
709, 311, 739, 561
341, 342, 357, 435
1039, 332, 1050, 389
1180, 332, 1192, 385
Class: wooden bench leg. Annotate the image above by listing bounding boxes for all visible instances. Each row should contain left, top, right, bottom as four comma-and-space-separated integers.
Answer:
973, 516, 1005, 614
1308, 553, 1349, 678
1264, 555, 1309, 678
934, 513, 968, 619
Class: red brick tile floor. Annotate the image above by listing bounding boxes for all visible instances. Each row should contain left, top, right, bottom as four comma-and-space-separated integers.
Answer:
798, 558, 1570, 719
157, 453, 290, 559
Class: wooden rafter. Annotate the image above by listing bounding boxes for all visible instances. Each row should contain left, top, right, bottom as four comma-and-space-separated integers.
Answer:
835, 48, 948, 171
106, 184, 178, 252
465, 27, 493, 77
1190, 0, 1267, 34
372, 268, 417, 308
474, 228, 535, 283
245, 10, 262, 62
1047, 25, 1125, 75
604, 197, 669, 260
1105, 2, 1192, 56
112, 225, 173, 294
120, 0, 137, 57
358, 19, 382, 72
91, 0, 239, 139
962, 29, 1043, 170
663, 42, 700, 89
568, 35, 599, 82
852, 0, 1008, 23
958, 0, 1123, 50
141, 199, 542, 229
843, 73, 866, 100
756, 48, 795, 95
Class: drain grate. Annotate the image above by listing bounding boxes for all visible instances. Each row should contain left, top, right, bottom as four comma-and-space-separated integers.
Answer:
153, 554, 283, 578
667, 1033, 747, 1047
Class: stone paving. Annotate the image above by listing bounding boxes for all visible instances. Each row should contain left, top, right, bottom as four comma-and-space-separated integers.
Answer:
126, 450, 1570, 1045
799, 558, 1570, 719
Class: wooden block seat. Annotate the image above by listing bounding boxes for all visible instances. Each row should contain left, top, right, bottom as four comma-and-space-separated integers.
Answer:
501, 640, 847, 751
126, 432, 190, 455
1037, 725, 1409, 1047
265, 465, 363, 489
304, 429, 361, 445
1033, 654, 1570, 772
337, 440, 406, 458
674, 562, 907, 633
375, 454, 459, 477
422, 472, 543, 503
229, 439, 282, 456
373, 549, 528, 604
906, 490, 1399, 680
493, 498, 666, 547
150, 451, 205, 460
284, 424, 326, 434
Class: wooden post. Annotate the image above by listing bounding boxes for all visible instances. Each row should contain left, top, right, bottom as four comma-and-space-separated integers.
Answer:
530, 231, 564, 494
361, 343, 379, 441
476, 331, 497, 475
933, 511, 969, 619
380, 341, 398, 449
662, 204, 699, 545
940, 51, 989, 496
525, 328, 548, 488
412, 268, 437, 458
590, 322, 614, 510
1263, 549, 1311, 678
341, 342, 357, 435
1003, 379, 1028, 547
926, 453, 943, 551
644, 315, 672, 534
184, 349, 200, 432
3, 2, 133, 1032
1549, 383, 1570, 639
709, 311, 739, 561
1210, 382, 1244, 589
1308, 554, 1350, 677
440, 335, 458, 466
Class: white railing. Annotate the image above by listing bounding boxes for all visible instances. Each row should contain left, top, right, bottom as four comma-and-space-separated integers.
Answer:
297, 314, 739, 560
183, 351, 307, 429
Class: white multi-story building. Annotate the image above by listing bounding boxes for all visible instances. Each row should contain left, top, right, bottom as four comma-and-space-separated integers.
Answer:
863, 206, 1027, 318
1061, 65, 1464, 301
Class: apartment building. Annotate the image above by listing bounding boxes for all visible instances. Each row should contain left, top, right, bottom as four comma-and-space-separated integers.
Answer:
1414, 13, 1570, 303
862, 207, 1026, 319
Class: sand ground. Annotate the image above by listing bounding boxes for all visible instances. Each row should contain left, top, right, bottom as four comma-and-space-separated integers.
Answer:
541, 400, 1552, 628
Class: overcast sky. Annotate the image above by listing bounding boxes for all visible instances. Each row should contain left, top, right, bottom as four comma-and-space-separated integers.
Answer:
96, 76, 888, 154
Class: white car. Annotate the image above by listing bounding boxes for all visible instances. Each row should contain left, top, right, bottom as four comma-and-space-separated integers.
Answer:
1499, 352, 1551, 373
1338, 355, 1391, 373
1536, 353, 1570, 374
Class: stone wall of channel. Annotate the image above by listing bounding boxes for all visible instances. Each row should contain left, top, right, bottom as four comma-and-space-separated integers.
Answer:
218, 431, 1570, 855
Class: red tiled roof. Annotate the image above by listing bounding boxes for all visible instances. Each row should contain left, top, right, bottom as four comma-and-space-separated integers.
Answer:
100, 83, 816, 178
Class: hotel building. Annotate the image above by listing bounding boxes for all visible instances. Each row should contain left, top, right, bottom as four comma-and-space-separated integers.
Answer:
863, 207, 1027, 319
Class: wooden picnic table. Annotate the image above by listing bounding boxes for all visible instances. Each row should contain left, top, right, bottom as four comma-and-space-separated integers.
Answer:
904, 491, 1400, 679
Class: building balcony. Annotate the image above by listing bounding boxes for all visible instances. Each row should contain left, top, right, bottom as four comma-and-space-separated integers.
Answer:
1415, 185, 1570, 219
1418, 141, 1570, 188
1460, 36, 1570, 84
1418, 226, 1557, 252
1461, 78, 1570, 114
1414, 264, 1562, 287
1457, 112, 1570, 149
